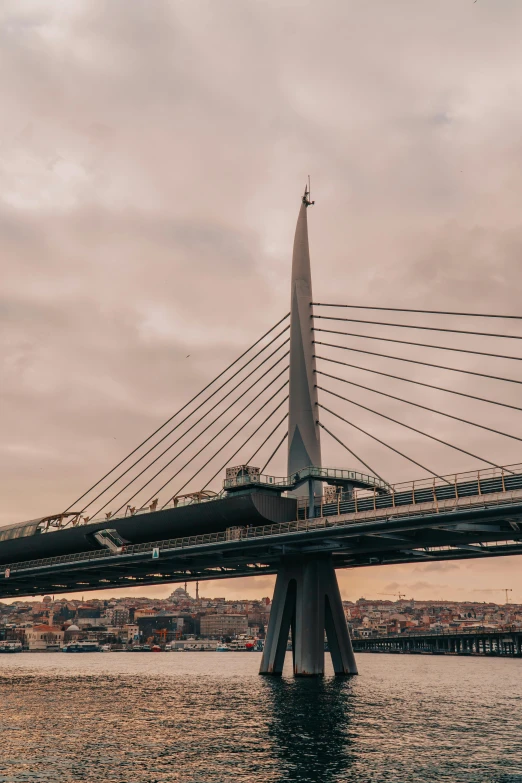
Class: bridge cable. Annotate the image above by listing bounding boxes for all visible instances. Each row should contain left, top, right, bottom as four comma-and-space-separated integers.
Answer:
317, 387, 507, 471
117, 382, 290, 516
312, 303, 522, 321
314, 355, 522, 414
313, 328, 522, 363
245, 412, 288, 466
318, 423, 388, 484
319, 406, 448, 482
261, 432, 289, 474
171, 395, 290, 504
64, 313, 290, 513
78, 345, 290, 514
316, 369, 522, 445
314, 342, 522, 386
314, 315, 522, 341
91, 374, 290, 520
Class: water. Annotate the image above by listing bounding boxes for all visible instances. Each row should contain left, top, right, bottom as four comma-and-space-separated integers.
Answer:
1, 652, 521, 782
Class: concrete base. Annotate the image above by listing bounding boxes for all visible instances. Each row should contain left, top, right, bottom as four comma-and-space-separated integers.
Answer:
259, 555, 358, 677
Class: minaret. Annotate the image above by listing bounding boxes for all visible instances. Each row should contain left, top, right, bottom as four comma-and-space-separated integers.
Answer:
287, 184, 322, 482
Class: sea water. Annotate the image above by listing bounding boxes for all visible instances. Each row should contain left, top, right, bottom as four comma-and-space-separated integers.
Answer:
0, 652, 521, 782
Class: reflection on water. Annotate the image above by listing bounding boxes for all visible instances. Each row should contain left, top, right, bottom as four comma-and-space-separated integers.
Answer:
264, 677, 356, 783
1, 653, 522, 782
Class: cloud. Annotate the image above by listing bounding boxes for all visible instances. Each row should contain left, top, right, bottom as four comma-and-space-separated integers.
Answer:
2, 0, 522, 600
413, 562, 460, 573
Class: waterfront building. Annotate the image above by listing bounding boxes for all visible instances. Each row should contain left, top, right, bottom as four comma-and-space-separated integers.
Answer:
25, 625, 64, 651
200, 614, 248, 637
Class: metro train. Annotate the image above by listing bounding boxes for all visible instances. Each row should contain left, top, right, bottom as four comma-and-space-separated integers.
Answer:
0, 492, 297, 566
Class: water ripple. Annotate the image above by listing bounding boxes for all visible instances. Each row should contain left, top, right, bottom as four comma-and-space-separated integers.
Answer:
0, 653, 521, 781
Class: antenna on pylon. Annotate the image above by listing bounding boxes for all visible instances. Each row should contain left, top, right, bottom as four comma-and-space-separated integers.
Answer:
303, 175, 315, 207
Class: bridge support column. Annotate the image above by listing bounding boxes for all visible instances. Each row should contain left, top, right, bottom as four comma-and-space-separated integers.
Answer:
259, 555, 357, 677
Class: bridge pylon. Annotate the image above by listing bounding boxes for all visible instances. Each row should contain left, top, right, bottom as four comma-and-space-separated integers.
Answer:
260, 186, 358, 676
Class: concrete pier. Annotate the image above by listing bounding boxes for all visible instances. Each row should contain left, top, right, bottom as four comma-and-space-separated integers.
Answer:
259, 555, 358, 676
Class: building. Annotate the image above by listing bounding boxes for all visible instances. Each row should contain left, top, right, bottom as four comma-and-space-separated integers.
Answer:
137, 614, 196, 642
76, 617, 107, 628
200, 613, 248, 637
106, 607, 129, 626
26, 625, 64, 651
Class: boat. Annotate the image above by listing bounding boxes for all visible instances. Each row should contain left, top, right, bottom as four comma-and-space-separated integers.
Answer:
216, 644, 230, 652
62, 641, 101, 652
100, 644, 112, 652
228, 639, 257, 651
0, 641, 23, 653
151, 645, 162, 652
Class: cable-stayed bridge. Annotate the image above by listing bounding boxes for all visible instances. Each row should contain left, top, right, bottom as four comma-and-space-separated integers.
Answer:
3, 185, 522, 676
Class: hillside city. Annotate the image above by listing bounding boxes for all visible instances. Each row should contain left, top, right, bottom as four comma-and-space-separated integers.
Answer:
1, 587, 521, 650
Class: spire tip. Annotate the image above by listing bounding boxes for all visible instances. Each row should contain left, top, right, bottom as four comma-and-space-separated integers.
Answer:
303, 175, 315, 207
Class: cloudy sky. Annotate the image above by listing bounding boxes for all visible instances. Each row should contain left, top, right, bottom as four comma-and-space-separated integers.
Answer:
2, 0, 522, 603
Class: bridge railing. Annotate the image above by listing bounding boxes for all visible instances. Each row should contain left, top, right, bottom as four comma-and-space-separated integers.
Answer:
391, 463, 522, 496
296, 463, 522, 519
354, 626, 522, 640
4, 484, 522, 577
222, 466, 390, 492
69, 461, 522, 528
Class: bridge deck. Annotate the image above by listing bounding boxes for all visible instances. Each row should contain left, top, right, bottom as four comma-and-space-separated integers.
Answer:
2, 482, 522, 599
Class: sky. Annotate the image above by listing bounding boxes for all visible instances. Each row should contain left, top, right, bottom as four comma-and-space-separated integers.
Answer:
2, 0, 522, 604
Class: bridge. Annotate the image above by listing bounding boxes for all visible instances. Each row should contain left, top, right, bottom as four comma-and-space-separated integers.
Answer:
3, 184, 522, 676
353, 628, 522, 657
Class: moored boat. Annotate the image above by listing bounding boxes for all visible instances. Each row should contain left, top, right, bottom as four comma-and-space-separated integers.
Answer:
0, 641, 23, 653
62, 641, 101, 652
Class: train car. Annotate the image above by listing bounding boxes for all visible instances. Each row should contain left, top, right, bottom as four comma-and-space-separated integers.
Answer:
0, 491, 297, 566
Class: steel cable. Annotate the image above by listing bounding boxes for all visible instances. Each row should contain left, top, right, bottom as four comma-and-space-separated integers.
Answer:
91, 373, 290, 520
244, 412, 288, 466
318, 423, 388, 484
313, 327, 522, 362
314, 315, 522, 341
317, 387, 506, 471
312, 303, 522, 320
261, 432, 289, 474
314, 342, 522, 386
64, 313, 290, 513
319, 405, 448, 481
314, 354, 522, 413
79, 344, 290, 514
198, 397, 290, 494
316, 368, 522, 444
122, 382, 289, 515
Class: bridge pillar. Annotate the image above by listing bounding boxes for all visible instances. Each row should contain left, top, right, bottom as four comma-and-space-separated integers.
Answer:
259, 555, 357, 677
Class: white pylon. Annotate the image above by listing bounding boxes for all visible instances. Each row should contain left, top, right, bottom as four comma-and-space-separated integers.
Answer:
287, 184, 322, 489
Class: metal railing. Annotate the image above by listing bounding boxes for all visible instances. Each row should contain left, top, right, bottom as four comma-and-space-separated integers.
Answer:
29, 461, 522, 533
223, 466, 390, 492
354, 627, 522, 640
4, 484, 522, 578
